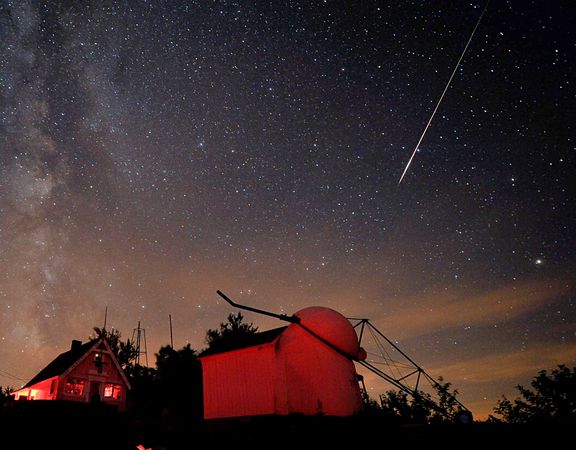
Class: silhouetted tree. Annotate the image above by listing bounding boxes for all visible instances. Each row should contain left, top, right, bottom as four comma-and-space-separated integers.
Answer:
0, 386, 13, 404
360, 389, 381, 413
126, 363, 158, 415
380, 390, 412, 420
375, 377, 464, 424
429, 377, 461, 423
155, 344, 202, 419
202, 312, 258, 354
156, 344, 198, 381
379, 389, 433, 423
492, 364, 576, 424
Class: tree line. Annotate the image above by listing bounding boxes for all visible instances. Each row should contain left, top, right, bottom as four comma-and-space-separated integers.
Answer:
1, 312, 574, 424
359, 364, 576, 425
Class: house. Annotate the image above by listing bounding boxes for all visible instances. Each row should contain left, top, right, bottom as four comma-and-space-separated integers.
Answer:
12, 336, 131, 411
199, 306, 365, 420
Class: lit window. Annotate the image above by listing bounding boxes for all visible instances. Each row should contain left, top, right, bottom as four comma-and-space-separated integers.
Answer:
94, 353, 106, 373
103, 383, 122, 400
64, 379, 85, 396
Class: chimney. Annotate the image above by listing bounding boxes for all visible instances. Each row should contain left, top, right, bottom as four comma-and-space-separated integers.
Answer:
71, 340, 82, 351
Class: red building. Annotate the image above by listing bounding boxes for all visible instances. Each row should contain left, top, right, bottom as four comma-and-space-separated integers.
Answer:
199, 306, 365, 420
12, 337, 131, 411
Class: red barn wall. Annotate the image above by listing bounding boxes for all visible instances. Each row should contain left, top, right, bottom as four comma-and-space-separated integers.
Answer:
201, 343, 276, 419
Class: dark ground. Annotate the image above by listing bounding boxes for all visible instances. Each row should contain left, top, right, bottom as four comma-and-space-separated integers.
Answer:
0, 402, 571, 449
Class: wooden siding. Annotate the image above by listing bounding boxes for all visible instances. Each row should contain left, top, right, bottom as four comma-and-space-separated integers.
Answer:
201, 343, 276, 419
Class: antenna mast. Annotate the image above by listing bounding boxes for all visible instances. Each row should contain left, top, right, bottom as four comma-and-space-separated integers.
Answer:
131, 321, 149, 367
169, 314, 174, 348
103, 306, 108, 331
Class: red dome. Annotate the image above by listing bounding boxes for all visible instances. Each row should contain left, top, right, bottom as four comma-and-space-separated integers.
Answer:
294, 307, 360, 358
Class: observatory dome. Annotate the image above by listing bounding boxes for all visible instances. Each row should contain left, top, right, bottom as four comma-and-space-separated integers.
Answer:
294, 306, 360, 358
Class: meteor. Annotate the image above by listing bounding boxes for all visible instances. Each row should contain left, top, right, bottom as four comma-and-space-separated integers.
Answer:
398, 1, 490, 185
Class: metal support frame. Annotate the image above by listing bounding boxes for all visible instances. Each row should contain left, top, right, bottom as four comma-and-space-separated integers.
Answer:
349, 318, 469, 415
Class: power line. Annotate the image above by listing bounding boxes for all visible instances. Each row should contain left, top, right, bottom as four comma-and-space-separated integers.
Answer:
0, 367, 26, 382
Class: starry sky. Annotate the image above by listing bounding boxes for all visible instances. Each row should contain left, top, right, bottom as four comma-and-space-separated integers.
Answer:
1, 0, 574, 420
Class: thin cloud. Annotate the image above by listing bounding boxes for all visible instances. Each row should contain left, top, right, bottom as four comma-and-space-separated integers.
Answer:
429, 342, 576, 385
373, 278, 572, 339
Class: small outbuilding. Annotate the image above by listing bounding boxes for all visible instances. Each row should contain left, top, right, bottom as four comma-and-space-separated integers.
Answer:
12, 337, 131, 412
199, 306, 364, 420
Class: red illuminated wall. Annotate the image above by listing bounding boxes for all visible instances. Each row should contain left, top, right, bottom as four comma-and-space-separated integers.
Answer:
279, 323, 363, 416
202, 343, 276, 419
14, 376, 58, 401
200, 307, 363, 419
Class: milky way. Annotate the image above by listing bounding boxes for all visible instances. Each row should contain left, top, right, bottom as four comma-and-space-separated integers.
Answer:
1, 1, 574, 419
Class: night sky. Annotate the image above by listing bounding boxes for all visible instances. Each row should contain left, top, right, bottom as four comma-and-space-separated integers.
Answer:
1, 1, 574, 419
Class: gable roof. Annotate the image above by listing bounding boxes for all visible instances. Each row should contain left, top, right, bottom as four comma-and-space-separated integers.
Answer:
22, 339, 98, 388
60, 337, 131, 390
21, 337, 131, 390
200, 326, 287, 357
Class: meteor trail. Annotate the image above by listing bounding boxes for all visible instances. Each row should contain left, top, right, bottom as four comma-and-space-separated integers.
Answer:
398, 1, 490, 185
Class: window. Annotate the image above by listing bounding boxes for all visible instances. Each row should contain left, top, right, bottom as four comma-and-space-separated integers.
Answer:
94, 352, 106, 373
64, 379, 85, 396
103, 383, 122, 400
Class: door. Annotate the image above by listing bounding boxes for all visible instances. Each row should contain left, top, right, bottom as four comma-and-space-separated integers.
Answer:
90, 381, 101, 403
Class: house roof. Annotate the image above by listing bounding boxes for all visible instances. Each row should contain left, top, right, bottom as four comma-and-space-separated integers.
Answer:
199, 326, 287, 357
22, 339, 98, 389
